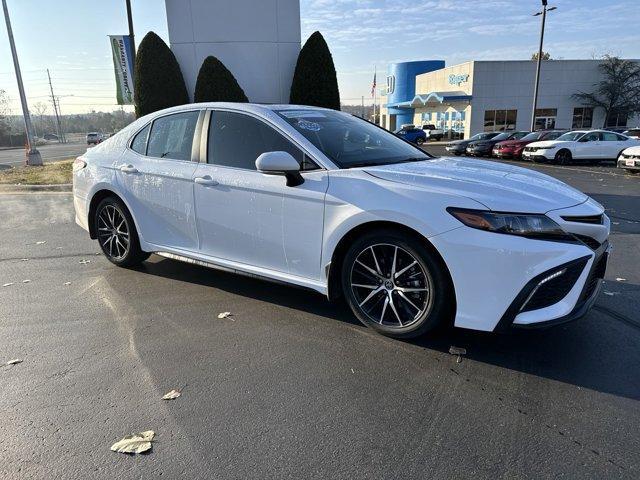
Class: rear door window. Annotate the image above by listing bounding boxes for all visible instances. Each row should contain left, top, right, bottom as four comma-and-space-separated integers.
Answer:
147, 111, 200, 161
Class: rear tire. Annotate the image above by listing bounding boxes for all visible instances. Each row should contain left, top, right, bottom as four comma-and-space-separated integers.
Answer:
416, 137, 425, 146
341, 229, 453, 339
554, 149, 572, 165
94, 197, 150, 267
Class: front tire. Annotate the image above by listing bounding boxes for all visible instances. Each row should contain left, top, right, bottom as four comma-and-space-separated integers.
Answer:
94, 197, 149, 267
416, 137, 425, 146
341, 230, 453, 339
554, 149, 572, 165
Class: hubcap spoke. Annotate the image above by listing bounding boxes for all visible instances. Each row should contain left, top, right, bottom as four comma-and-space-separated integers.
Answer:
98, 204, 129, 260
350, 243, 433, 329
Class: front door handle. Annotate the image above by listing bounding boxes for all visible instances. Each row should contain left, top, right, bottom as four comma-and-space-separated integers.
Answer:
194, 175, 219, 186
120, 164, 138, 174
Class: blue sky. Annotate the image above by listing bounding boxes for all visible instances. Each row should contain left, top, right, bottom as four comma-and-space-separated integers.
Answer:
1, 0, 639, 113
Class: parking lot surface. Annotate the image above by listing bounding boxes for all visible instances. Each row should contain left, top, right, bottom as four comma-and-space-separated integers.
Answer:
1, 156, 639, 479
0, 141, 89, 167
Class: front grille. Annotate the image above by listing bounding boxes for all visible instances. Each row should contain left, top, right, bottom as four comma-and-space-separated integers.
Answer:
561, 214, 603, 225
520, 259, 588, 312
574, 234, 602, 250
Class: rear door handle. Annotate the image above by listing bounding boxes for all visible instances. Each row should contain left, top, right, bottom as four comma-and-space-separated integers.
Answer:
194, 175, 219, 186
120, 164, 138, 174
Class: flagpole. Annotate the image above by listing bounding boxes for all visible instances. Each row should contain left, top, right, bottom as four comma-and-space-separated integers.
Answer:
373, 66, 377, 124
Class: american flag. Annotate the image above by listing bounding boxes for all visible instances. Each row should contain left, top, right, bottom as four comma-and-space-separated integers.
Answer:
371, 70, 377, 98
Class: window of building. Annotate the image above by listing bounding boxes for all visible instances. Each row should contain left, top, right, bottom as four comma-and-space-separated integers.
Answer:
534, 108, 557, 131
606, 111, 628, 128
484, 109, 517, 132
147, 111, 199, 161
572, 107, 593, 129
130, 123, 150, 155
421, 112, 432, 122
208, 111, 317, 171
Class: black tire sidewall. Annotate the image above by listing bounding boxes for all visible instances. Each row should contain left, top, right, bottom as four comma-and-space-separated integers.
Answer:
341, 230, 452, 339
555, 149, 571, 165
94, 197, 148, 267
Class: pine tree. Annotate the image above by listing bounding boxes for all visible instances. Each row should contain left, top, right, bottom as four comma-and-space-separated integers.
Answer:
290, 31, 340, 110
194, 56, 248, 103
134, 32, 189, 117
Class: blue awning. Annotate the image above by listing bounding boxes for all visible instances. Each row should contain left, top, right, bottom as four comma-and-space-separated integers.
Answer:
386, 91, 472, 109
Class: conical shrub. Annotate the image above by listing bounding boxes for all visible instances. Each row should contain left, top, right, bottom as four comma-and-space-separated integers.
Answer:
194, 56, 248, 103
134, 31, 189, 117
290, 31, 340, 110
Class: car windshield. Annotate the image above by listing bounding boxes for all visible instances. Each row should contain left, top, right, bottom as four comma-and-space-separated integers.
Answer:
470, 132, 499, 141
556, 132, 585, 141
491, 133, 511, 141
276, 109, 431, 168
521, 132, 543, 141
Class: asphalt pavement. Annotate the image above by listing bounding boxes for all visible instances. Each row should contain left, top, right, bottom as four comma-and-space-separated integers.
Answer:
0, 141, 89, 167
1, 156, 639, 479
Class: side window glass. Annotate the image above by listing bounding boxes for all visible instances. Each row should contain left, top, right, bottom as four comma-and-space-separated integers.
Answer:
602, 132, 618, 141
208, 111, 318, 171
130, 124, 150, 155
585, 133, 600, 142
147, 111, 199, 161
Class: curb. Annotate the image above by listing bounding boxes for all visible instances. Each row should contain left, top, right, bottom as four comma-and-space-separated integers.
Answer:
0, 183, 72, 193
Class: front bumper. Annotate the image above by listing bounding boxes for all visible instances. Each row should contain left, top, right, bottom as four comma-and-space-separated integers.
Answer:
466, 146, 492, 156
429, 200, 609, 332
494, 241, 609, 331
618, 156, 640, 171
522, 150, 552, 162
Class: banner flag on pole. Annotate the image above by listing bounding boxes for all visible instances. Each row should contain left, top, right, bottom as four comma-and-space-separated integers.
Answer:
109, 35, 135, 105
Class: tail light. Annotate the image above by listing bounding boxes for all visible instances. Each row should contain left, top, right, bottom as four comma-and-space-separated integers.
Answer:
73, 158, 87, 172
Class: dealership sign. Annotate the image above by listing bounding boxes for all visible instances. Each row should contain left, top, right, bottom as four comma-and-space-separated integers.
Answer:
448, 73, 469, 86
109, 35, 135, 105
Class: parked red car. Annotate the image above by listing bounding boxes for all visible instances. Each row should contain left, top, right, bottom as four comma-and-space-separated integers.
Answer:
492, 130, 566, 160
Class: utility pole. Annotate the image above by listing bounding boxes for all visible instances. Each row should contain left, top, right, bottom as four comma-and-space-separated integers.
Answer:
530, 1, 557, 131
2, 0, 42, 165
47, 69, 65, 143
126, 0, 135, 61
361, 96, 364, 119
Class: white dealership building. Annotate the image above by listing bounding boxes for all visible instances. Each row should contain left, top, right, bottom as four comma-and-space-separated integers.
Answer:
380, 59, 639, 139
164, 0, 301, 103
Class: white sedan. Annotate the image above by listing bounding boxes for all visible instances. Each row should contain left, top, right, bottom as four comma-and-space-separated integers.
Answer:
73, 104, 610, 338
522, 129, 638, 164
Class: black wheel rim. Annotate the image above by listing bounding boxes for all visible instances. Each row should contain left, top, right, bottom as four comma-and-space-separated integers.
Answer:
349, 243, 433, 329
97, 204, 130, 260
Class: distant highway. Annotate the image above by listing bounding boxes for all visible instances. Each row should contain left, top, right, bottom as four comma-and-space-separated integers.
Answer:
0, 142, 90, 167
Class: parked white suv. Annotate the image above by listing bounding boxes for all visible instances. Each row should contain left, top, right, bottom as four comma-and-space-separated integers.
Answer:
522, 130, 638, 164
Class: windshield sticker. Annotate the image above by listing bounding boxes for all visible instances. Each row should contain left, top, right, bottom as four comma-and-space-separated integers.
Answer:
280, 110, 327, 119
297, 120, 322, 132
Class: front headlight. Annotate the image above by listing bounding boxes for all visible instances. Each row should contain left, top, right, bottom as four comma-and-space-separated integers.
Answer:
539, 145, 557, 150
447, 207, 575, 241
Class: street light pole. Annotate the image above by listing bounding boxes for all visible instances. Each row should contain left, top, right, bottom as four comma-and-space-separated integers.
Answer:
530, 1, 556, 132
126, 0, 135, 61
2, 0, 42, 165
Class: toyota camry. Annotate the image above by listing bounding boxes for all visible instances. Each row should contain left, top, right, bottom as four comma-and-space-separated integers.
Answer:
73, 103, 610, 338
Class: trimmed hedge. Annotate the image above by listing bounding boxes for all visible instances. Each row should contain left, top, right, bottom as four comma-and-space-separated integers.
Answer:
290, 31, 340, 110
194, 56, 248, 103
134, 32, 189, 117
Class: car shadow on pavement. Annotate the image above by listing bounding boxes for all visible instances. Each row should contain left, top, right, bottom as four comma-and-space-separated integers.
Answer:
134, 256, 640, 402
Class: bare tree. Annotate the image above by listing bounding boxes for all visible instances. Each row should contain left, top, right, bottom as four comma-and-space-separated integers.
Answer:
531, 51, 551, 61
0, 89, 11, 140
31, 102, 48, 138
572, 55, 640, 128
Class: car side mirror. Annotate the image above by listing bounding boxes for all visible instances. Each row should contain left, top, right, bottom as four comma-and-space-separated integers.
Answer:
256, 151, 304, 187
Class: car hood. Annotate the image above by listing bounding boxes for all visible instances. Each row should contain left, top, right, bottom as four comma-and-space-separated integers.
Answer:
364, 157, 588, 213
